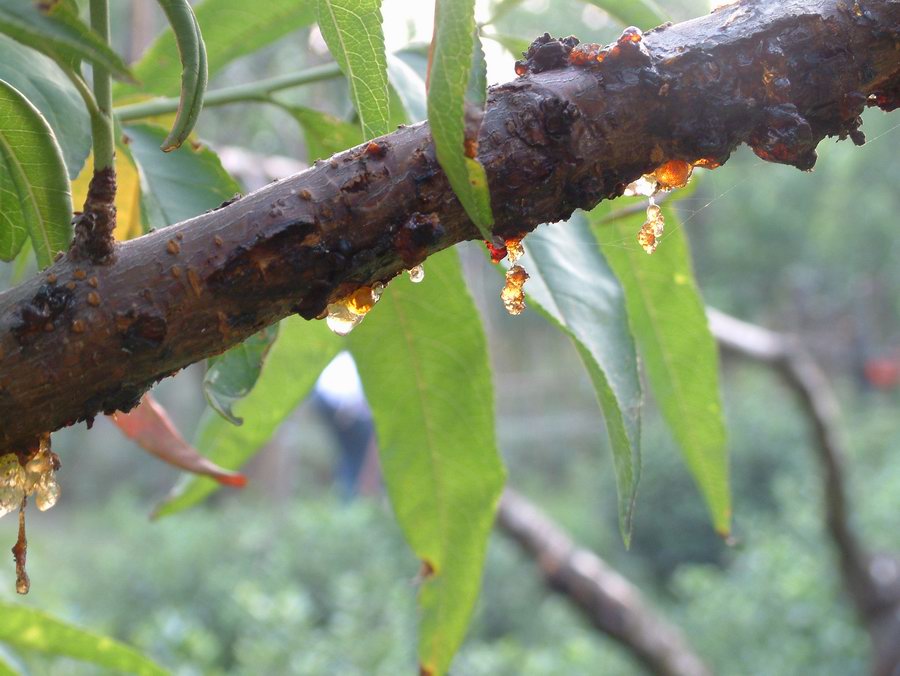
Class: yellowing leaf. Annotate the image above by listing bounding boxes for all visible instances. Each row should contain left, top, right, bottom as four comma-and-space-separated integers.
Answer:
70, 149, 143, 241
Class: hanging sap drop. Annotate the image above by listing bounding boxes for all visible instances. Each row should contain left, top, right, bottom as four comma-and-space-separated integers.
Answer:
325, 285, 384, 336
326, 303, 364, 336
408, 265, 425, 283
34, 475, 60, 512
637, 223, 658, 254
623, 176, 657, 197
346, 286, 378, 315
637, 200, 666, 254
502, 265, 529, 316
652, 159, 693, 190
0, 454, 26, 520
505, 238, 525, 264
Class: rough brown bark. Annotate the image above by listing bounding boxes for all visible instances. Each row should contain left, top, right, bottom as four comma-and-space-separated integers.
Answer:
497, 489, 711, 676
0, 0, 898, 453
708, 309, 900, 676
70, 167, 117, 264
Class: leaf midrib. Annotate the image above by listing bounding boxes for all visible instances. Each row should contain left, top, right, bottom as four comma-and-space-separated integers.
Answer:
0, 124, 51, 259
617, 224, 720, 497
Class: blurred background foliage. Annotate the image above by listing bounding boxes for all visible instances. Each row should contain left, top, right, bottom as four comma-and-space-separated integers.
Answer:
1, 0, 899, 673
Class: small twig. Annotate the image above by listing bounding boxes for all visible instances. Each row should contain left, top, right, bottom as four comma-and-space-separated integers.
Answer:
12, 497, 29, 595
69, 0, 118, 264
707, 308, 900, 673
497, 488, 711, 676
88, 0, 115, 173
113, 63, 343, 122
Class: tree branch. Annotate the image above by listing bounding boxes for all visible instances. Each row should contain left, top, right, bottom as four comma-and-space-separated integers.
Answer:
707, 308, 900, 674
0, 0, 898, 453
497, 488, 711, 676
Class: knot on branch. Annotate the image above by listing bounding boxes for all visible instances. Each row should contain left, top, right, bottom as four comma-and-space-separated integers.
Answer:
71, 167, 117, 264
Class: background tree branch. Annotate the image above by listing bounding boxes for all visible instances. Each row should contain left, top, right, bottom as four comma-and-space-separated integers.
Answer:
497, 488, 711, 676
0, 0, 898, 453
709, 308, 900, 675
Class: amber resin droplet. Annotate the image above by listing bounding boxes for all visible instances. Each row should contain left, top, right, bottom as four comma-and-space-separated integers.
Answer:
3, 434, 60, 592
637, 201, 666, 255
325, 284, 384, 336
652, 159, 693, 190
569, 43, 602, 66
692, 157, 721, 170
618, 26, 643, 44
485, 240, 508, 264
637, 225, 658, 254
345, 286, 378, 315
501, 265, 529, 316
505, 238, 525, 264
0, 454, 25, 519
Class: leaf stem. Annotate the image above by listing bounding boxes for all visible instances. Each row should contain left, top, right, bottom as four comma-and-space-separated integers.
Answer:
61, 67, 102, 120
90, 0, 115, 170
114, 63, 343, 122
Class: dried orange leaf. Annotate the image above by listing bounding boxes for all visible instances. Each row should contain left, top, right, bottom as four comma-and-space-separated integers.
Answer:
111, 394, 246, 487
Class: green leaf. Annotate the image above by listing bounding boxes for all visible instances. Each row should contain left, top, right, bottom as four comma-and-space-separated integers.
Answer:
479, 31, 530, 60
316, 0, 390, 139
0, 655, 16, 676
124, 123, 239, 228
204, 324, 280, 425
349, 249, 505, 676
155, 316, 340, 517
0, 0, 132, 81
517, 216, 642, 542
0, 34, 90, 178
282, 105, 362, 162
590, 204, 731, 535
387, 53, 427, 123
582, 0, 666, 30
465, 31, 487, 109
121, 0, 316, 99
0, 78, 73, 266
155, 0, 208, 152
428, 0, 494, 241
483, 0, 526, 25
0, 602, 166, 676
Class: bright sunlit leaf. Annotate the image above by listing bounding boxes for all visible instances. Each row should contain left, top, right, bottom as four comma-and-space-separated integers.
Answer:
428, 0, 493, 241
0, 78, 72, 267
349, 249, 505, 676
316, 0, 390, 139
0, 602, 166, 676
